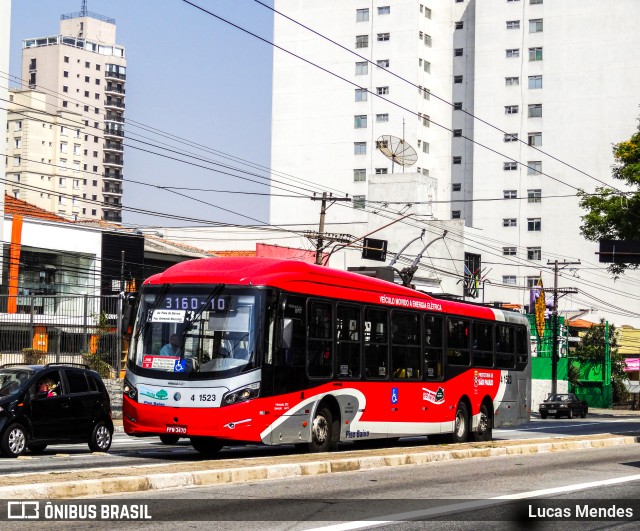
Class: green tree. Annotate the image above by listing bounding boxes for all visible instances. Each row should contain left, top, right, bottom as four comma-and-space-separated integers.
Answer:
578, 121, 640, 276
574, 320, 628, 404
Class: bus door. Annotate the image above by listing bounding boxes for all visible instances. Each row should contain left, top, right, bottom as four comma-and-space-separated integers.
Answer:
362, 307, 390, 439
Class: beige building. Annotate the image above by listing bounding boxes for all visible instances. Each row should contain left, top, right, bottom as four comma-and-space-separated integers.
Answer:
20, 9, 126, 222
6, 89, 87, 219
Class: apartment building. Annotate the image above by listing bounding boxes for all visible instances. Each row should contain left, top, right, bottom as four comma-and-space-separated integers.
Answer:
271, 1, 640, 327
6, 89, 86, 218
19, 9, 126, 222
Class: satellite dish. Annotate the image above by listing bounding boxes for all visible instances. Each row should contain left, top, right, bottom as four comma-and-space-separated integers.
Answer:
376, 135, 418, 172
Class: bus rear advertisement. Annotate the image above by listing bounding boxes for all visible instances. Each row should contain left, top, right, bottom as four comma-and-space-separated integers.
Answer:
123, 257, 530, 455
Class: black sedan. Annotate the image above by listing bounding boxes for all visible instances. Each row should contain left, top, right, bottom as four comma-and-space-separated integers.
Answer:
539, 393, 588, 419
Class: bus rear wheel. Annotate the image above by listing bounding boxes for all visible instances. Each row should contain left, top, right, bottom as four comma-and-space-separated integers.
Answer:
190, 436, 223, 456
473, 403, 492, 442
308, 406, 332, 453
451, 402, 469, 443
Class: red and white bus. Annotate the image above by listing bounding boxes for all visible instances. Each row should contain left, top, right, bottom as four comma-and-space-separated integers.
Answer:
123, 257, 530, 455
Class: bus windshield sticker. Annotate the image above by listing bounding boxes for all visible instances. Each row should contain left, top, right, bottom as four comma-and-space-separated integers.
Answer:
173, 359, 187, 373
423, 387, 445, 405
142, 355, 180, 370
150, 309, 186, 323
340, 364, 349, 376
378, 366, 386, 376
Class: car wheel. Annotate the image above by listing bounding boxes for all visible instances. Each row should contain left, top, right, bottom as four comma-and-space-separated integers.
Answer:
1, 423, 27, 458
190, 436, 223, 456
580, 410, 587, 419
28, 443, 48, 454
159, 435, 180, 445
308, 406, 333, 453
473, 403, 492, 442
450, 402, 470, 443
88, 421, 112, 452
540, 412, 547, 419
568, 409, 573, 419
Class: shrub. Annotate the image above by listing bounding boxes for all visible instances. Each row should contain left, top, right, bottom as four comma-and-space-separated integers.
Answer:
82, 353, 116, 379
22, 348, 47, 365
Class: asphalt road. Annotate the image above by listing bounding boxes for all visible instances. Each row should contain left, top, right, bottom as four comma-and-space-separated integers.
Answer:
3, 415, 640, 476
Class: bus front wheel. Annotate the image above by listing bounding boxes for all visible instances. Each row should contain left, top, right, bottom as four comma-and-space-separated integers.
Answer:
308, 406, 333, 453
190, 436, 223, 456
452, 402, 469, 443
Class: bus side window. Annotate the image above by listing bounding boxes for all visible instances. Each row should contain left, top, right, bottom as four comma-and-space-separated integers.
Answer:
496, 325, 516, 369
515, 326, 529, 370
280, 295, 306, 366
447, 317, 470, 366
472, 322, 494, 368
363, 307, 388, 380
336, 305, 361, 380
307, 300, 333, 378
391, 311, 421, 380
424, 314, 443, 379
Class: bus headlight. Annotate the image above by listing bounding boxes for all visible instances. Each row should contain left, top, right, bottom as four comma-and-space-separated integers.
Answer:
221, 382, 260, 406
123, 379, 138, 402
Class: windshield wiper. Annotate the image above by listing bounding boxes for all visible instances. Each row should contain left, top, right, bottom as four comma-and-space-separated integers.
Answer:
134, 283, 171, 343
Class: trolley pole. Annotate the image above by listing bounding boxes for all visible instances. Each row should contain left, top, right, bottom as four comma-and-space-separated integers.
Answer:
547, 259, 580, 395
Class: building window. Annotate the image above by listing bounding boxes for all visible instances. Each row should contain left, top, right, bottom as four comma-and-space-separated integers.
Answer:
503, 247, 517, 256
503, 218, 517, 227
528, 161, 542, 174
454, 75, 463, 84
356, 8, 369, 22
528, 218, 541, 231
528, 189, 542, 203
59, 195, 66, 205
377, 86, 389, 95
91, 209, 96, 216
421, 115, 430, 127
422, 60, 431, 73
353, 195, 366, 209
453, 156, 462, 164
505, 105, 519, 114
92, 180, 97, 186
503, 190, 517, 199
423, 34, 432, 47
377, 33, 390, 42
355, 88, 368, 102
528, 104, 542, 118
378, 6, 390, 15
14, 138, 21, 149
529, 47, 543, 61
356, 35, 369, 48
506, 48, 520, 58
377, 59, 390, 68
60, 141, 68, 153
96, 64, 101, 71
354, 115, 367, 128
455, 21, 464, 30
59, 177, 66, 187
85, 61, 90, 68
63, 71, 69, 77
504, 133, 518, 142
354, 169, 366, 182
84, 90, 89, 97
530, 0, 543, 4
452, 210, 461, 219
64, 56, 69, 63
376, 113, 389, 123
13, 156, 21, 166
424, 7, 432, 18
453, 183, 462, 192
454, 48, 463, 57
527, 247, 542, 260
63, 85, 68, 93
453, 129, 462, 137
506, 20, 520, 29
375, 168, 388, 174
503, 276, 517, 285
525, 276, 539, 288
506, 77, 520, 88
503, 162, 518, 171
356, 62, 368, 75
84, 76, 90, 82
354, 142, 367, 155
528, 132, 542, 146
14, 121, 22, 132
422, 142, 429, 153
529, 18, 543, 33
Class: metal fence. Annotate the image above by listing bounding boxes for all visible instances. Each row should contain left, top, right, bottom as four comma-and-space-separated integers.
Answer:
0, 294, 122, 374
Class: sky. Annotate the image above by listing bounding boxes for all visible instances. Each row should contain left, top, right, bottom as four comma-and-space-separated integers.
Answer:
8, 0, 275, 228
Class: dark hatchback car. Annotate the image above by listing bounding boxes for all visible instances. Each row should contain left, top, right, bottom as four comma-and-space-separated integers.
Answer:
0, 363, 113, 457
539, 393, 588, 419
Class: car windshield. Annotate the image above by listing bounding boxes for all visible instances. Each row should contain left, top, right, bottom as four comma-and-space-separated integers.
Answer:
0, 369, 31, 397
129, 285, 267, 378
547, 394, 569, 401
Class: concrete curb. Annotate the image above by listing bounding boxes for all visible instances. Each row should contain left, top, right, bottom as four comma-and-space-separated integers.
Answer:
1, 435, 638, 499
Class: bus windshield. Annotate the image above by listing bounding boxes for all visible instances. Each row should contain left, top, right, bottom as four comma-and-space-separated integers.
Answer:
129, 285, 265, 378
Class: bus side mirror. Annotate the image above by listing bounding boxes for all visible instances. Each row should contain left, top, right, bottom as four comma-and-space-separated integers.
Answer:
122, 292, 138, 334
280, 318, 293, 350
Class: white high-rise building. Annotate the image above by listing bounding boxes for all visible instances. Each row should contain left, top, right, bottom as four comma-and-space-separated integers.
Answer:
270, 0, 640, 328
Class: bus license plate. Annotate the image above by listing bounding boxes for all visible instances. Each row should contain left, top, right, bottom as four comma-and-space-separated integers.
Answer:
548, 410, 556, 414
166, 425, 187, 435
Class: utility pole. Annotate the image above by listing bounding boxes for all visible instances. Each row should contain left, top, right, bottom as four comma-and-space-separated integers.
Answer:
310, 192, 351, 265
547, 259, 580, 395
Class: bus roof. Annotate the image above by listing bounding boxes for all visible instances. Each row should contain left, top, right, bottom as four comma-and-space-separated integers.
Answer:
144, 257, 511, 321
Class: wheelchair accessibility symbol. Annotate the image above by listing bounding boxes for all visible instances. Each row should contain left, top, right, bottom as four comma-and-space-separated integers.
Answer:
391, 387, 398, 404
174, 360, 186, 372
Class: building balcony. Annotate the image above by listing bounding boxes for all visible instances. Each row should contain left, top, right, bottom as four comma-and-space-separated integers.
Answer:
103, 155, 123, 166
105, 85, 125, 95
103, 141, 123, 152
103, 211, 122, 223
104, 126, 124, 137
103, 185, 123, 195
105, 71, 126, 81
105, 114, 124, 124
104, 99, 125, 110
103, 170, 122, 181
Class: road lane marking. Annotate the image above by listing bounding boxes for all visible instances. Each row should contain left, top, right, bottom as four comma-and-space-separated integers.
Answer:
305, 474, 640, 531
